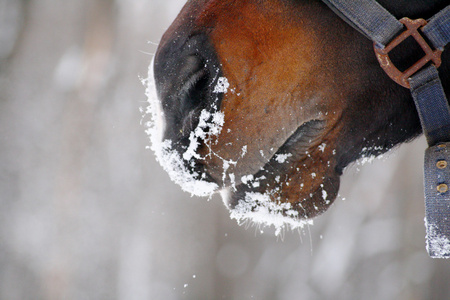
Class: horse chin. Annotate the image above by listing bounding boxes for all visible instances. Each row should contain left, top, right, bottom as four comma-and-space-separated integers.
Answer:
216, 119, 341, 231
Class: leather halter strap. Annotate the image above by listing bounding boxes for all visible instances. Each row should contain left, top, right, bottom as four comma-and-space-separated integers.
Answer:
322, 0, 450, 258
321, 0, 402, 47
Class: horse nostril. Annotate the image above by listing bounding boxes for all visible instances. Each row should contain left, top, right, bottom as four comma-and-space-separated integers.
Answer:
178, 55, 205, 83
164, 54, 212, 137
176, 55, 209, 110
154, 34, 223, 143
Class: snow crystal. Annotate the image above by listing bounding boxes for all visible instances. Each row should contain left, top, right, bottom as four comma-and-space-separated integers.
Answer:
229, 173, 236, 191
322, 190, 328, 201
150, 139, 218, 196
183, 109, 225, 162
318, 143, 326, 152
213, 77, 230, 93
143, 59, 220, 196
241, 145, 248, 157
426, 222, 450, 259
241, 174, 254, 185
274, 153, 292, 163
183, 131, 201, 161
356, 146, 388, 166
228, 192, 313, 236
357, 155, 376, 165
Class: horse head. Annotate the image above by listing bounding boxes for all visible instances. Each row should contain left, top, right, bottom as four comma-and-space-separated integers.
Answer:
149, 0, 449, 231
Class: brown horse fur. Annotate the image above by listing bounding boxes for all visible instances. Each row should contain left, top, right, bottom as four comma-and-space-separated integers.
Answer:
152, 0, 450, 224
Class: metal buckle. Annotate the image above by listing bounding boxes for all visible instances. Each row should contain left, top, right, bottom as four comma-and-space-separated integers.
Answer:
374, 17, 443, 89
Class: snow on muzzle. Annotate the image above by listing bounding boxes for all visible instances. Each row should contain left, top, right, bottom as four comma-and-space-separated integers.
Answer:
144, 60, 314, 235
143, 58, 226, 197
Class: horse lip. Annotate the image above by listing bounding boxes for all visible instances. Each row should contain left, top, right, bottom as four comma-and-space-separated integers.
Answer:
274, 119, 326, 155
215, 119, 327, 188
260, 119, 325, 162
222, 119, 329, 216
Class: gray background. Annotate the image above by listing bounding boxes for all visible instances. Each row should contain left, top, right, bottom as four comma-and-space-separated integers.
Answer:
1, 0, 449, 299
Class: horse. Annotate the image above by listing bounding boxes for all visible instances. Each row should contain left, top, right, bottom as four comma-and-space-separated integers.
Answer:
148, 0, 450, 233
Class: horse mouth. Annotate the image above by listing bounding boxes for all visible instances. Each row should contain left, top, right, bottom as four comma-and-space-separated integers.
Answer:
222, 119, 326, 185
220, 119, 329, 213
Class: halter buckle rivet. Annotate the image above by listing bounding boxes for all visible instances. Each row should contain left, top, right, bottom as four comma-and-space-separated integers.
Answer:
437, 160, 448, 169
437, 184, 448, 193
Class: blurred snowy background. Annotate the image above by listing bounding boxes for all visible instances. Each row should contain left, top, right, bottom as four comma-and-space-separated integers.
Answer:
0, 0, 449, 299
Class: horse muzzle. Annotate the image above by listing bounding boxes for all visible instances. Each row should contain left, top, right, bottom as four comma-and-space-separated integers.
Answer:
151, 32, 225, 195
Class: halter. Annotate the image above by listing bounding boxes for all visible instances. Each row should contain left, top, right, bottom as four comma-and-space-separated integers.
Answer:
321, 0, 450, 258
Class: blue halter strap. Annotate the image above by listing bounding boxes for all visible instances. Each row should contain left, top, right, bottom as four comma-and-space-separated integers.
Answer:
322, 0, 450, 258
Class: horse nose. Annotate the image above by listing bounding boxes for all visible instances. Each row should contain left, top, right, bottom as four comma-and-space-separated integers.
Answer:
153, 34, 222, 142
